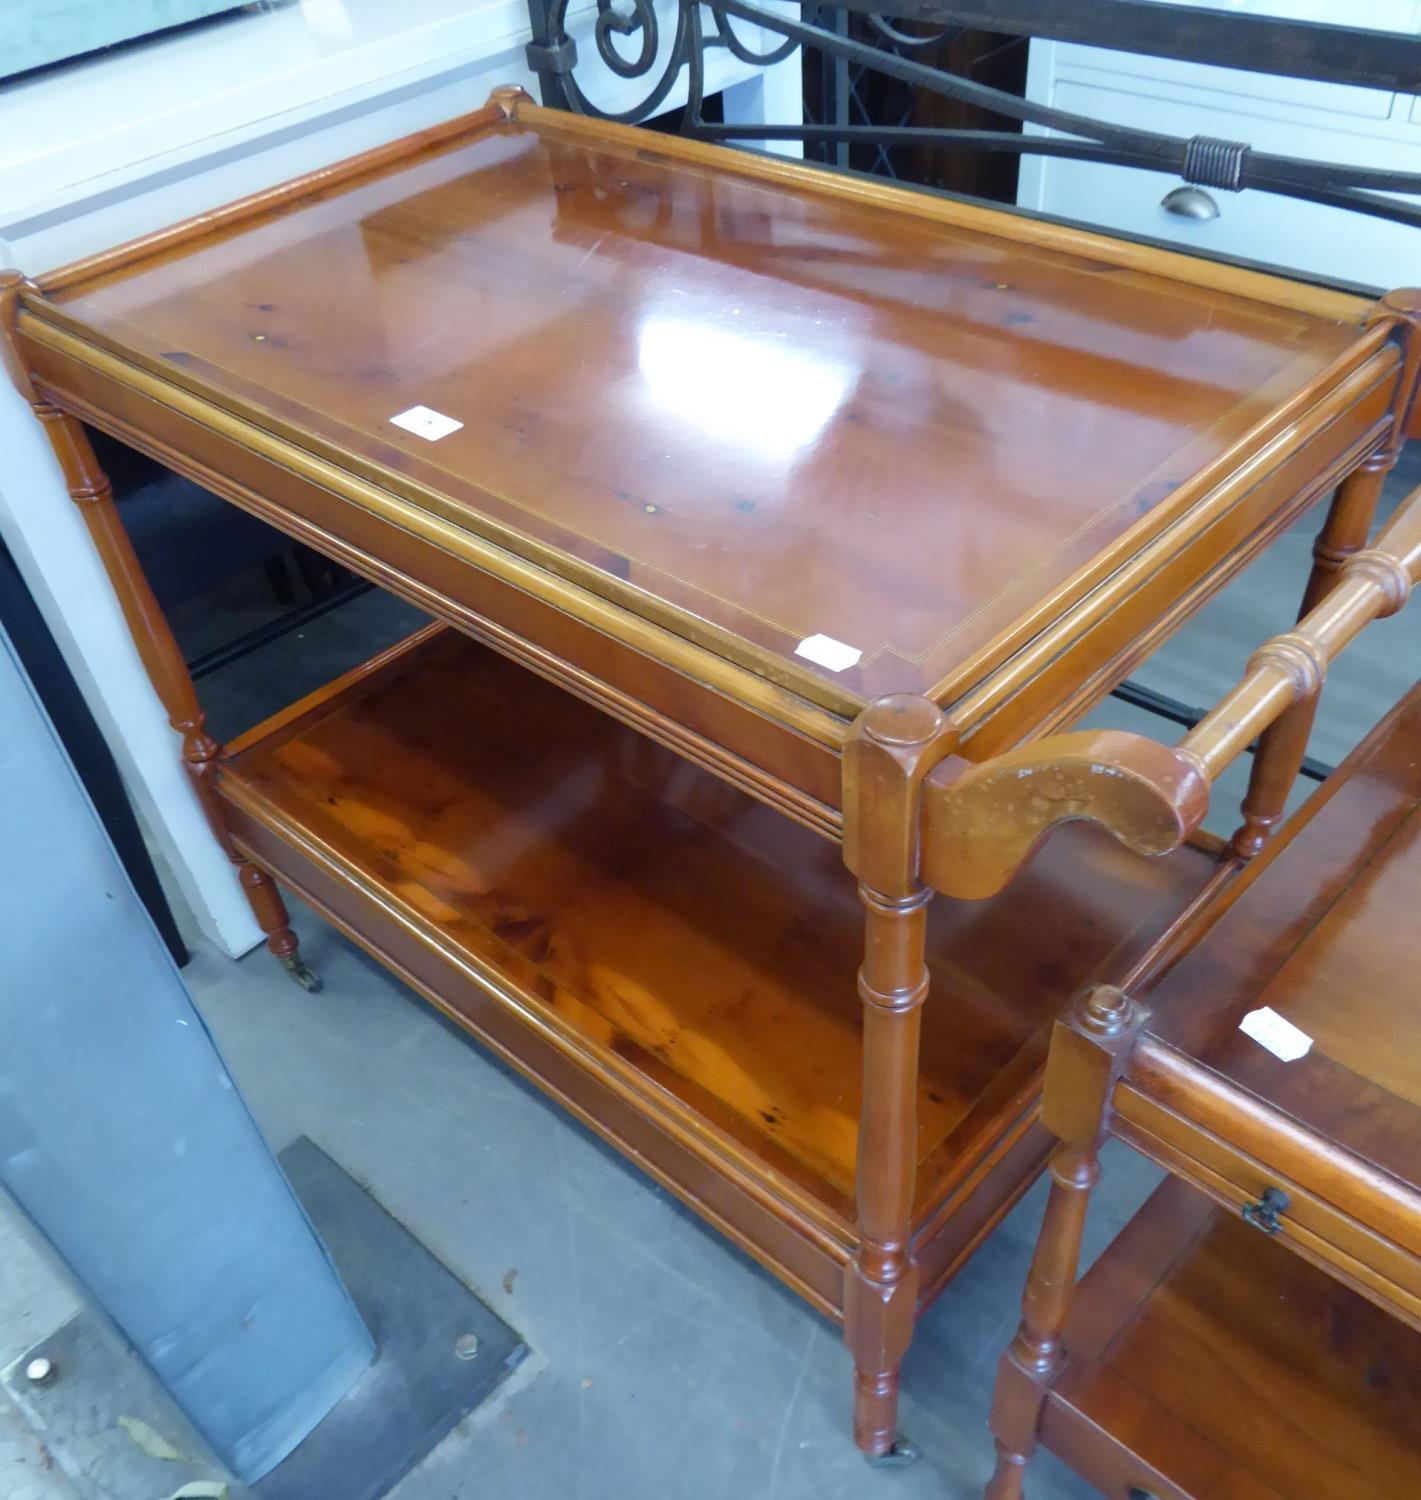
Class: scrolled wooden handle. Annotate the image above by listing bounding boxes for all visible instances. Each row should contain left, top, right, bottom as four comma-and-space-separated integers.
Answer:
915, 482, 1421, 901
919, 731, 1208, 901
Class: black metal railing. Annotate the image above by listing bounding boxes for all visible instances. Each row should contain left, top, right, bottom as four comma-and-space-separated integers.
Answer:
523, 0, 1421, 226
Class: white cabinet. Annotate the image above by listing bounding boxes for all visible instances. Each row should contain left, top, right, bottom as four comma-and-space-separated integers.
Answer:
1019, 2, 1421, 292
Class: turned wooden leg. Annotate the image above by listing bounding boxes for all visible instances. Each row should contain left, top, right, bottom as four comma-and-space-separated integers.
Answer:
1280, 296, 1421, 836
1234, 455, 1391, 857
0, 335, 321, 991
842, 694, 952, 1465
985, 985, 1139, 1499
983, 1142, 1098, 1499
849, 879, 930, 1463
1229, 682, 1320, 860
1300, 450, 1395, 616
1235, 447, 1394, 857
1299, 277, 1421, 618
1245, 294, 1421, 859
238, 863, 323, 992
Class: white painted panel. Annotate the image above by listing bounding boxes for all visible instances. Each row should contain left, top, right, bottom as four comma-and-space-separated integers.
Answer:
1059, 54, 1395, 122
1024, 73, 1421, 292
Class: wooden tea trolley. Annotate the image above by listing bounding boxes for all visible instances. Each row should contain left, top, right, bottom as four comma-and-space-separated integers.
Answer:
983, 504, 1421, 1498
4, 87, 1421, 1460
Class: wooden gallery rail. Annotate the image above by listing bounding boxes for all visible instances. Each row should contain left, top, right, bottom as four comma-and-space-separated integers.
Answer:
3, 94, 1421, 1464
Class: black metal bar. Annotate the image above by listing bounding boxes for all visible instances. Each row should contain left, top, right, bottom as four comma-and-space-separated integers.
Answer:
701, 118, 1421, 195
709, 0, 1421, 208
698, 120, 1200, 170
711, 0, 1176, 151
188, 579, 374, 681
699, 121, 1421, 227
1110, 679, 1333, 782
525, 0, 1421, 228
1240, 172, 1421, 231
849, 0, 1421, 92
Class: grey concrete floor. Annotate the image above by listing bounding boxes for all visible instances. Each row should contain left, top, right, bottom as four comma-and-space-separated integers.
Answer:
2, 448, 1418, 1499
0, 902, 1156, 1500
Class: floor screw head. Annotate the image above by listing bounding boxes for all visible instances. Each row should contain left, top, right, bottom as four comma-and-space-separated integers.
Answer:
25, 1357, 56, 1388
454, 1334, 480, 1361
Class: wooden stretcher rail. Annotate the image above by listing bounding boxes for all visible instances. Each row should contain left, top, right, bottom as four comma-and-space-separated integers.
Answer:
919, 482, 1421, 901
1183, 494, 1421, 777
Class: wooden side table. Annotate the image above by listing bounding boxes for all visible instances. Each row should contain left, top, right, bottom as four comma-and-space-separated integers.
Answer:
984, 499, 1421, 1496
4, 87, 1420, 1460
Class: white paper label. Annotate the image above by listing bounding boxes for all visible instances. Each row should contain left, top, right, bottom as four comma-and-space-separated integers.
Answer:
1239, 1006, 1313, 1063
390, 405, 463, 442
794, 634, 862, 672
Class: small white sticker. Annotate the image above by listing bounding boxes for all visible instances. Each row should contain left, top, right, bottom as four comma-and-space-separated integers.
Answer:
795, 634, 862, 672
1239, 1006, 1313, 1063
390, 405, 463, 441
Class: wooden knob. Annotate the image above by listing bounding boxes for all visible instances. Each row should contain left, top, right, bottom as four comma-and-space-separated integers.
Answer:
1079, 985, 1134, 1038
861, 694, 944, 750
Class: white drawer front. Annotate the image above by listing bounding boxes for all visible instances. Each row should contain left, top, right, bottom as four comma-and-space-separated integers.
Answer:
1027, 79, 1421, 292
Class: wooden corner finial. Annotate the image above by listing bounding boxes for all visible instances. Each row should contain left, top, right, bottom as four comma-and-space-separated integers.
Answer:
1077, 985, 1134, 1038
842, 693, 954, 893
1370, 288, 1421, 445
488, 84, 532, 122
1379, 287, 1421, 320
0, 270, 41, 403
860, 692, 944, 750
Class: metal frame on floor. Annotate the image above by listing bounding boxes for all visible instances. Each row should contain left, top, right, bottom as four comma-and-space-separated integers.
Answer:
187, 577, 373, 682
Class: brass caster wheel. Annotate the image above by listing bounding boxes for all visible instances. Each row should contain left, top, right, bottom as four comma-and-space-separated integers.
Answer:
865, 1436, 920, 1469
281, 955, 324, 993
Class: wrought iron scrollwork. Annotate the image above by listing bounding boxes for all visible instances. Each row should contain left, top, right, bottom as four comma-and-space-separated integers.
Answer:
864, 12, 960, 52
709, 4, 799, 68
523, 0, 1421, 230
595, 0, 660, 79
527, 0, 698, 124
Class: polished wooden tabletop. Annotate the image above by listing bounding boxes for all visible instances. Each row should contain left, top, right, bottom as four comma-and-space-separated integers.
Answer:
40, 107, 1373, 706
